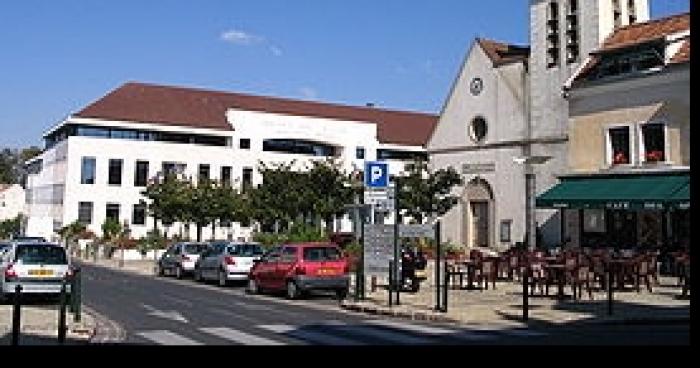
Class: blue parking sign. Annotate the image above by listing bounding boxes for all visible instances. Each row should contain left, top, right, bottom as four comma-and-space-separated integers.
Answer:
364, 162, 389, 188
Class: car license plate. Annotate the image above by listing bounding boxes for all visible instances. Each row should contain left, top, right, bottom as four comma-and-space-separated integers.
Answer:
29, 269, 53, 276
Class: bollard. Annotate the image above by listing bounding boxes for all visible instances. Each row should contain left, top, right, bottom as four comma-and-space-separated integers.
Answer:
607, 265, 614, 316
523, 264, 529, 322
442, 260, 449, 313
58, 281, 68, 344
73, 268, 82, 323
388, 261, 394, 308
11, 284, 22, 346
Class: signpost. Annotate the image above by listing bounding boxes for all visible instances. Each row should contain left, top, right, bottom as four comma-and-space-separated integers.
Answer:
363, 224, 395, 276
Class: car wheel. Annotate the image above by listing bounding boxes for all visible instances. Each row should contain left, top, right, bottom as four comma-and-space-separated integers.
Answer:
246, 278, 259, 294
286, 280, 300, 300
218, 269, 228, 287
175, 266, 183, 279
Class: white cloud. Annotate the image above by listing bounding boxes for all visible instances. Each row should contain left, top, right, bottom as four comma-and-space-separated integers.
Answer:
220, 29, 264, 45
270, 45, 283, 56
299, 87, 318, 99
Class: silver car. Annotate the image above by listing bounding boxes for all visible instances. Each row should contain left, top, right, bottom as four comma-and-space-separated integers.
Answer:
194, 242, 265, 286
156, 242, 210, 279
0, 242, 72, 302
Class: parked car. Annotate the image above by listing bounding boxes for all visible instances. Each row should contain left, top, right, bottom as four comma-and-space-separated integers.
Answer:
156, 242, 210, 279
246, 242, 350, 300
0, 242, 72, 302
10, 236, 47, 243
194, 242, 265, 286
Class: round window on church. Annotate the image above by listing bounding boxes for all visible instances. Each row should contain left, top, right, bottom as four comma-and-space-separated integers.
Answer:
469, 116, 488, 143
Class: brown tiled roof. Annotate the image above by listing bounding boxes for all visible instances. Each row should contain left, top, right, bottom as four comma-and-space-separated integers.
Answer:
670, 40, 690, 64
0, 184, 10, 192
598, 13, 690, 52
571, 13, 690, 86
476, 38, 530, 67
75, 82, 438, 146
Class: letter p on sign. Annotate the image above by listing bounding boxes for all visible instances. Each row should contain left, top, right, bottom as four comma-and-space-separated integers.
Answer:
364, 162, 389, 188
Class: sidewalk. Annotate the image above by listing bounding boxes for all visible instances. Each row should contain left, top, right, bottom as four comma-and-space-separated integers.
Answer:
341, 261, 691, 329
0, 300, 95, 345
77, 256, 158, 276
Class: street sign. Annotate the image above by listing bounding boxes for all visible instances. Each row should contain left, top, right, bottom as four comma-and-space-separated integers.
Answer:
398, 224, 436, 239
364, 186, 395, 211
364, 162, 389, 188
363, 224, 395, 276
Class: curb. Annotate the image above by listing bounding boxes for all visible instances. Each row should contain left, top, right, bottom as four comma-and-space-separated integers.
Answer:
340, 301, 460, 324
341, 301, 690, 327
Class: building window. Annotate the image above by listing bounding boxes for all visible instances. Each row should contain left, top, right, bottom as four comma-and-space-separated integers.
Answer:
469, 116, 488, 143
162, 162, 186, 178
613, 0, 622, 28
108, 159, 123, 186
262, 139, 338, 157
377, 149, 428, 161
628, 0, 637, 23
546, 1, 560, 68
198, 164, 210, 183
106, 203, 120, 222
134, 161, 149, 187
356, 147, 365, 160
609, 127, 631, 165
81, 157, 96, 184
132, 203, 146, 226
242, 168, 253, 192
240, 139, 251, 150
565, 0, 580, 64
641, 123, 665, 163
500, 220, 512, 243
221, 166, 232, 187
78, 202, 93, 225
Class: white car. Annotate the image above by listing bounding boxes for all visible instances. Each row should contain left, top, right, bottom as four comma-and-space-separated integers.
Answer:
156, 242, 210, 279
0, 242, 72, 301
194, 242, 265, 286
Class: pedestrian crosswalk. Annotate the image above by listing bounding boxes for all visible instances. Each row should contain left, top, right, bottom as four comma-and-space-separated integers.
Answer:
132, 319, 548, 346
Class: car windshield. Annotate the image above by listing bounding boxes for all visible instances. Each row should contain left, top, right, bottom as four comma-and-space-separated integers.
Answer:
303, 247, 342, 261
14, 244, 68, 265
228, 243, 264, 257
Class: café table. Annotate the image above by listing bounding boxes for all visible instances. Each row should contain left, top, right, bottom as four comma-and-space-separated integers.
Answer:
543, 263, 568, 299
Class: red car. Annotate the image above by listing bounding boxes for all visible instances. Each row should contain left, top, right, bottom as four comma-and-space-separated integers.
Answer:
246, 242, 350, 300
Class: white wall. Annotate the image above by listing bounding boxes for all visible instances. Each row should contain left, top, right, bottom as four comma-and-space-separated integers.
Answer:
0, 184, 25, 221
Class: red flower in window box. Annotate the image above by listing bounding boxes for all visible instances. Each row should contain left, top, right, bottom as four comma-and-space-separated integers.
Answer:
613, 152, 629, 165
645, 150, 664, 162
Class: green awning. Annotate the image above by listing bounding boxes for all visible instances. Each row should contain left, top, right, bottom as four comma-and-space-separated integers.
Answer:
536, 173, 690, 210
668, 182, 690, 209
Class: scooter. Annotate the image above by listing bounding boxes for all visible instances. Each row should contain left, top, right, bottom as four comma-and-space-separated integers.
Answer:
400, 248, 428, 292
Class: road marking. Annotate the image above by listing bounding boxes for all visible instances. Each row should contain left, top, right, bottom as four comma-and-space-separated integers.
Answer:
258, 324, 364, 345
207, 307, 259, 324
364, 319, 456, 335
337, 325, 432, 345
199, 327, 285, 345
136, 330, 202, 345
142, 304, 189, 323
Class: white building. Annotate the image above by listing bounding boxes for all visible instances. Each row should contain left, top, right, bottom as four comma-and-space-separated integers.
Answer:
428, 0, 651, 250
25, 82, 436, 241
0, 184, 25, 221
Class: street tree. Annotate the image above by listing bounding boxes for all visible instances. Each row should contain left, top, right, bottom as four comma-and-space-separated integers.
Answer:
395, 159, 463, 223
186, 179, 219, 242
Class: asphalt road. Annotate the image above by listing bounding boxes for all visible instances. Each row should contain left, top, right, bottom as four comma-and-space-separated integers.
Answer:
77, 263, 690, 345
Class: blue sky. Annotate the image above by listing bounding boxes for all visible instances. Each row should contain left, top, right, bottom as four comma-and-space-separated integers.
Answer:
0, 0, 689, 148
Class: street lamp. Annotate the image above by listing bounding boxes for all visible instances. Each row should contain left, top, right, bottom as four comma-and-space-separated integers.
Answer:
513, 155, 552, 251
